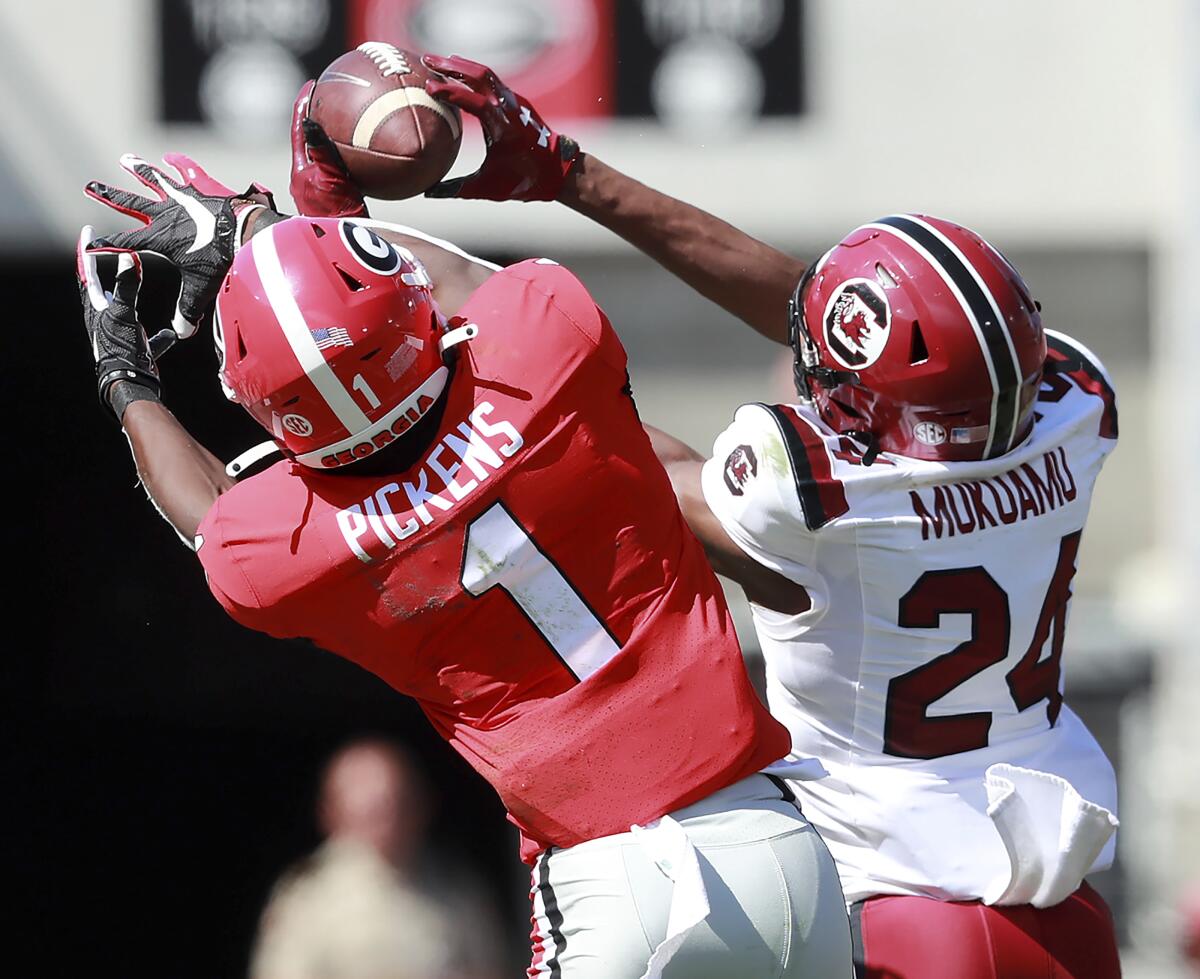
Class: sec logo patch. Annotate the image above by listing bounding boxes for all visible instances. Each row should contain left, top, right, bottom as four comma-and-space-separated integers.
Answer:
914, 421, 947, 446
282, 413, 314, 437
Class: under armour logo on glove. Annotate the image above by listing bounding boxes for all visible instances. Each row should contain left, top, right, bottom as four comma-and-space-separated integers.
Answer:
421, 54, 579, 202
84, 154, 275, 339
517, 105, 552, 147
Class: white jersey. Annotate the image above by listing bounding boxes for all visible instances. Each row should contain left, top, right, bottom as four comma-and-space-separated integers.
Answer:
701, 331, 1120, 905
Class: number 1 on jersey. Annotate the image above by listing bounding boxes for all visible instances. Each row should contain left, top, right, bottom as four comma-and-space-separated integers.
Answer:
461, 503, 620, 682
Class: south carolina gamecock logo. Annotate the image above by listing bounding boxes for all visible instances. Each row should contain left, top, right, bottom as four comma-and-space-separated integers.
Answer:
723, 444, 758, 495
823, 278, 891, 370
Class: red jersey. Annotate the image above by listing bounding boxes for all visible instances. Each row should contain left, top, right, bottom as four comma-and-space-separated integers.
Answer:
197, 259, 789, 860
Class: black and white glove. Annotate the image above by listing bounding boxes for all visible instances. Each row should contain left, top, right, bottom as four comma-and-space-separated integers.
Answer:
84, 153, 281, 339
77, 226, 174, 420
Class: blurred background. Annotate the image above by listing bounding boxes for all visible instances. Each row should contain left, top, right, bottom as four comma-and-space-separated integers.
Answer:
8, 1, 1198, 975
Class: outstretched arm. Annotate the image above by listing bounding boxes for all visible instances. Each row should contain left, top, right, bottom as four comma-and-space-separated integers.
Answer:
121, 398, 233, 542
76, 230, 232, 544
646, 425, 810, 616
419, 54, 805, 345
561, 155, 803, 345
370, 223, 496, 317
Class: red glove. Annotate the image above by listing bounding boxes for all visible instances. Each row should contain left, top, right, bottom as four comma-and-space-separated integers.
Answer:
422, 54, 579, 202
289, 80, 369, 219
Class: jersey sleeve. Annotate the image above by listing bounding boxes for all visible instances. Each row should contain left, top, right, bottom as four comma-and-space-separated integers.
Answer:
1044, 330, 1118, 443
700, 402, 843, 595
503, 259, 628, 374
196, 493, 294, 639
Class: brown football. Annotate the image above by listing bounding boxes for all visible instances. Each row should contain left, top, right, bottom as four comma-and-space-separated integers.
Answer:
308, 42, 462, 200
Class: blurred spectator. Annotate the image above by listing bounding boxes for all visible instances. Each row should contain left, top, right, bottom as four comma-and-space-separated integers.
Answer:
251, 739, 505, 979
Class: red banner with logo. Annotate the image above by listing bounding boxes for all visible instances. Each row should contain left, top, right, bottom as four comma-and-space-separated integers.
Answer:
347, 0, 615, 120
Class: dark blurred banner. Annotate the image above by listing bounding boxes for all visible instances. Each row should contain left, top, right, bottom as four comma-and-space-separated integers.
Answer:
158, 0, 348, 131
611, 0, 805, 124
160, 0, 803, 135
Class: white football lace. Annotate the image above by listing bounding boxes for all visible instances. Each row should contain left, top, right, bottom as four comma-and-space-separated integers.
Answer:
357, 42, 411, 78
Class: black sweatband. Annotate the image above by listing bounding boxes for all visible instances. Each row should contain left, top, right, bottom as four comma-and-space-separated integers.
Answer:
106, 377, 162, 422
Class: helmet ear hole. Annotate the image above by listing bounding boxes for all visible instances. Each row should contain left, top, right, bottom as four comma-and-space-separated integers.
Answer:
335, 265, 366, 292
909, 320, 929, 365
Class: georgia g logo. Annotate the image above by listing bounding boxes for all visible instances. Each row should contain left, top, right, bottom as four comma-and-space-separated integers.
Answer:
339, 221, 403, 275
723, 444, 758, 496
823, 278, 891, 370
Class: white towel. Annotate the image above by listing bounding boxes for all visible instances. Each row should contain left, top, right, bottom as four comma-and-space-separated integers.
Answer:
983, 762, 1118, 908
762, 755, 829, 781
630, 814, 711, 979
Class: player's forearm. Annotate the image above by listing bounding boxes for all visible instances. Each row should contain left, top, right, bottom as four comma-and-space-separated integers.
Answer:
120, 395, 234, 543
372, 223, 497, 317
645, 423, 705, 467
645, 423, 743, 578
645, 423, 810, 614
561, 154, 803, 345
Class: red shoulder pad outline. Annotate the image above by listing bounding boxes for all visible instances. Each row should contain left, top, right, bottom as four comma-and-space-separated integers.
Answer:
757, 404, 850, 530
1043, 334, 1118, 439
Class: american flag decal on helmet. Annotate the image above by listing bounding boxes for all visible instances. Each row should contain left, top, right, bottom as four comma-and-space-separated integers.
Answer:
310, 326, 354, 350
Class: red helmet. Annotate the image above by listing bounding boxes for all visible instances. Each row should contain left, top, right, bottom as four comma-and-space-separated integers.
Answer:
215, 217, 452, 469
789, 214, 1046, 462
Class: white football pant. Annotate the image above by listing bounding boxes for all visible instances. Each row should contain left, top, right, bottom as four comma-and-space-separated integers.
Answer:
528, 774, 851, 978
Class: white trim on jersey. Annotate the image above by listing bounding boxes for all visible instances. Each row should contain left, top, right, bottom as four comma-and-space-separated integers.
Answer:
1044, 329, 1119, 395
250, 227, 372, 433
864, 220, 1003, 457
354, 218, 502, 271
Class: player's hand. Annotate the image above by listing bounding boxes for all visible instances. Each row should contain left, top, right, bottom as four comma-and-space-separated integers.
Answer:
422, 54, 579, 202
84, 154, 274, 339
290, 80, 370, 219
77, 225, 174, 419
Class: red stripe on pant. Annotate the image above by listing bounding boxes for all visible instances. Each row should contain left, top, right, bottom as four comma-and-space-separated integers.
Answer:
851, 881, 1120, 978
527, 863, 547, 976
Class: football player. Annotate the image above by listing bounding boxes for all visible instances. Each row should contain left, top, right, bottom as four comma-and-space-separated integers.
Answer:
75, 131, 852, 975
415, 56, 1124, 978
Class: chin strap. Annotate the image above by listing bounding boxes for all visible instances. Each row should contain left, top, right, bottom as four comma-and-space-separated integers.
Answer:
226, 440, 282, 479
841, 429, 881, 466
438, 318, 479, 355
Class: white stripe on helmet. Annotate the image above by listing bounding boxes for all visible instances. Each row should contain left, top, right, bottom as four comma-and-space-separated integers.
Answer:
905, 215, 1025, 453
863, 220, 1002, 457
250, 227, 371, 435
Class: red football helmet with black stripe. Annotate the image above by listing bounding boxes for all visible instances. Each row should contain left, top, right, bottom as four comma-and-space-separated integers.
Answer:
789, 214, 1046, 462
215, 216, 456, 469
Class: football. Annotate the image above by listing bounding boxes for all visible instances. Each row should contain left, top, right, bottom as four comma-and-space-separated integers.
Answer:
308, 42, 462, 200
